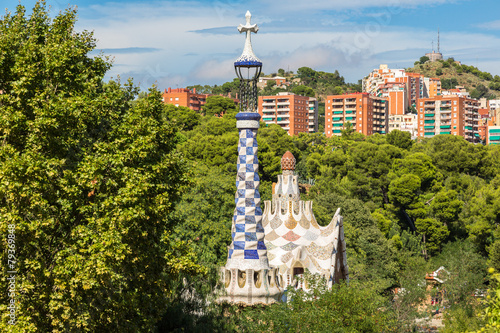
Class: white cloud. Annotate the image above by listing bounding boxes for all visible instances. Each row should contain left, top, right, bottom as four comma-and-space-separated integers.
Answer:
59, 0, 500, 88
475, 20, 500, 30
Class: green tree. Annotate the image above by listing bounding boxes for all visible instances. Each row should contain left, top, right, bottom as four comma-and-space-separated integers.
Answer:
291, 85, 315, 97
201, 95, 237, 117
164, 104, 201, 131
266, 79, 276, 89
415, 218, 449, 256
170, 164, 234, 265
471, 84, 489, 99
430, 189, 464, 236
420, 56, 430, 64
388, 174, 421, 208
238, 279, 394, 332
414, 135, 484, 177
0, 2, 203, 331
392, 152, 439, 191
386, 129, 414, 150
332, 85, 344, 95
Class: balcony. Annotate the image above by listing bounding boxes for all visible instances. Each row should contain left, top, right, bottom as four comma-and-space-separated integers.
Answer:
262, 102, 275, 107
277, 117, 290, 125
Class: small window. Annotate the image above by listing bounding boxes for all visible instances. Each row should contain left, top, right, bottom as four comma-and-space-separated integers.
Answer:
175, 97, 179, 101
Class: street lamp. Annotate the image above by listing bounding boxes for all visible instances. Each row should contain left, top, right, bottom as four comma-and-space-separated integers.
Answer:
234, 11, 262, 113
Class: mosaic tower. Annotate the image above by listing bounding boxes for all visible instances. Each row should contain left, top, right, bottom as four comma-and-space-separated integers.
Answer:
221, 11, 281, 305
262, 152, 349, 290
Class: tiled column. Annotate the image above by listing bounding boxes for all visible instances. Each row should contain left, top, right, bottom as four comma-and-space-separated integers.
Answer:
226, 112, 269, 270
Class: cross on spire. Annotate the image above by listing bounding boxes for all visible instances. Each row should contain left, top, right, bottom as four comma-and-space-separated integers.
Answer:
235, 11, 261, 65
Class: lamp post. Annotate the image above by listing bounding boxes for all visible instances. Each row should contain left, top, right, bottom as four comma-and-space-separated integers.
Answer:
234, 10, 262, 114
220, 11, 281, 305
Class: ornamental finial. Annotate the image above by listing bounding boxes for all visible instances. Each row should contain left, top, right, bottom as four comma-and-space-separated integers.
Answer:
235, 11, 261, 65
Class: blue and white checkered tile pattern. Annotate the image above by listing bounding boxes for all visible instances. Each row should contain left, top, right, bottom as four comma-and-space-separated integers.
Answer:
227, 128, 268, 264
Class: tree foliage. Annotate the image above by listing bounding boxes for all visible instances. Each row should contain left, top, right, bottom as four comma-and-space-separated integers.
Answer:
0, 2, 204, 331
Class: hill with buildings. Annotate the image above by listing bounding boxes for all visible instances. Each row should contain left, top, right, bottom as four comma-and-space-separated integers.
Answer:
406, 58, 500, 99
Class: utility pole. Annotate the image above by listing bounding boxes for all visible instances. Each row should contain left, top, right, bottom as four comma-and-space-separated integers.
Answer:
437, 27, 440, 54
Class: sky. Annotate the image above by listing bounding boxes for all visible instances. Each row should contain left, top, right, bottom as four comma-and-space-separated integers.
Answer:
3, 0, 500, 90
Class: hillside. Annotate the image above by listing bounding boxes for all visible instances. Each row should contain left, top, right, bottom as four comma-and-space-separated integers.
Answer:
406, 58, 500, 99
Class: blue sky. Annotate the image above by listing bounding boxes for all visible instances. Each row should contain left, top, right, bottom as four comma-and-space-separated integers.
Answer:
3, 0, 500, 90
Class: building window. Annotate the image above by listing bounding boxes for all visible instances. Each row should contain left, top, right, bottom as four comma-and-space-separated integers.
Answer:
453, 113, 457, 117
358, 124, 362, 127
175, 104, 179, 107
453, 107, 457, 111
420, 121, 423, 124
170, 97, 173, 101
453, 119, 457, 124
454, 101, 457, 105
359, 118, 362, 121
359, 111, 362, 115
175, 97, 179, 101
420, 102, 423, 106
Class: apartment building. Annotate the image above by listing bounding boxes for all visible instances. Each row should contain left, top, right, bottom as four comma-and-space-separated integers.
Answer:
416, 95, 479, 143
258, 92, 315, 136
478, 108, 491, 142
258, 76, 288, 89
163, 87, 208, 112
377, 82, 408, 116
363, 65, 432, 115
489, 100, 500, 113
423, 78, 442, 98
406, 72, 424, 107
325, 93, 389, 137
388, 114, 418, 138
308, 97, 319, 133
487, 126, 500, 145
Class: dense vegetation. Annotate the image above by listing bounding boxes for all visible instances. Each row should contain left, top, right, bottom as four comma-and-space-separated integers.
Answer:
2, 2, 500, 332
164, 97, 500, 330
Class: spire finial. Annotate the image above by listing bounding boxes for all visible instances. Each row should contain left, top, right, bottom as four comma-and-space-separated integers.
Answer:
235, 10, 261, 65
281, 151, 296, 171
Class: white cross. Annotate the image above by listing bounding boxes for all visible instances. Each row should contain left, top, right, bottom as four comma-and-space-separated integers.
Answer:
238, 10, 259, 35
236, 11, 260, 63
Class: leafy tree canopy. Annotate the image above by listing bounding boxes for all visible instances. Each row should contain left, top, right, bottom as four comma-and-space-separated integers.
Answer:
0, 2, 204, 331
